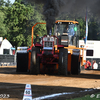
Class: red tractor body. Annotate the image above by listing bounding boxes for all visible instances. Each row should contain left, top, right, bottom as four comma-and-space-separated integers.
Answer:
33, 35, 64, 74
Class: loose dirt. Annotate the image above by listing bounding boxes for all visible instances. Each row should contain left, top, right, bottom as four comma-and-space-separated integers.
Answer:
0, 66, 100, 100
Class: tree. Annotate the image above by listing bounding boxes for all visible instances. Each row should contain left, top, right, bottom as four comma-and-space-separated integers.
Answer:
4, 2, 33, 47
4, 1, 46, 47
5, 0, 11, 7
88, 18, 100, 40
0, 11, 7, 37
15, 0, 22, 3
76, 18, 86, 39
0, 0, 5, 6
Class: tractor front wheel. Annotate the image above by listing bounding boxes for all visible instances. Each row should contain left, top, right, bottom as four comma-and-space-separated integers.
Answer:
30, 47, 40, 74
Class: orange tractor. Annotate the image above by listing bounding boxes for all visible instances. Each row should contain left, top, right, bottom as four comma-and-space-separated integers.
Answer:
17, 20, 84, 75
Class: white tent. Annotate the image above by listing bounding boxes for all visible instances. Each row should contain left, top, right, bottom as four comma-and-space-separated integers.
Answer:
0, 39, 13, 55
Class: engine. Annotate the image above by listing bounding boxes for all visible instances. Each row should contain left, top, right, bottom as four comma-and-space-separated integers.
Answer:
43, 35, 54, 50
42, 35, 55, 55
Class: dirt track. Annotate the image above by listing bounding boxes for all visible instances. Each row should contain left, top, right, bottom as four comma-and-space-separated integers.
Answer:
0, 66, 100, 100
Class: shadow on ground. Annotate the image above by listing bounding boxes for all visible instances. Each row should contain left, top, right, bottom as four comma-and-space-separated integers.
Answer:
0, 82, 100, 100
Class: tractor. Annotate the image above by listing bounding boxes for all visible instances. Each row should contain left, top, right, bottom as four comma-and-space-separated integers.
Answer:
16, 20, 84, 75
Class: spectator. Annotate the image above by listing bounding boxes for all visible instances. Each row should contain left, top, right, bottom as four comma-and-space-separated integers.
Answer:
93, 60, 98, 69
85, 60, 91, 69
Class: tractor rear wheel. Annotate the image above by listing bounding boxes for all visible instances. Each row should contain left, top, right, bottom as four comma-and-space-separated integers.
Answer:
58, 48, 68, 76
30, 47, 40, 74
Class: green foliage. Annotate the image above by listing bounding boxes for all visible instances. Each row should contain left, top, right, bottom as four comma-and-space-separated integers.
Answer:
0, 0, 47, 47
4, 2, 33, 46
15, 0, 22, 3
5, 0, 11, 7
3, 1, 46, 47
76, 18, 86, 39
0, 10, 7, 37
88, 18, 100, 40
68, 92, 100, 100
0, 0, 5, 6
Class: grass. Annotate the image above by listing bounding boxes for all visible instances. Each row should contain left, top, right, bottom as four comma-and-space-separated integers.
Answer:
67, 93, 100, 100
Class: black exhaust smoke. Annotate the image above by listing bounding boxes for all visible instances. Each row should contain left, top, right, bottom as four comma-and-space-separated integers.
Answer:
24, 0, 100, 18
43, 0, 64, 35
24, 0, 100, 35
24, 0, 64, 35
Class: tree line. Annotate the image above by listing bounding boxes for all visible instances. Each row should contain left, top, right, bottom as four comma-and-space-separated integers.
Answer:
0, 0, 46, 47
0, 0, 100, 47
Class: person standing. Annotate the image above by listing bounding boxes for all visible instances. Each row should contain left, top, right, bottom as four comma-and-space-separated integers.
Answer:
93, 60, 98, 69
85, 60, 91, 69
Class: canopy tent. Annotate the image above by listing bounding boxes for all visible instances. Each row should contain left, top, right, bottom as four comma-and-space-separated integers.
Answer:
0, 39, 13, 55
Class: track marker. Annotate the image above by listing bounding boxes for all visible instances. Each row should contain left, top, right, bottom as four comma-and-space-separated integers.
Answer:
23, 84, 32, 100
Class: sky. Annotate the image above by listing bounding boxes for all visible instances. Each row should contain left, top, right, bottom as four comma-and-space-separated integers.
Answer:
10, 0, 15, 3
5, 0, 15, 4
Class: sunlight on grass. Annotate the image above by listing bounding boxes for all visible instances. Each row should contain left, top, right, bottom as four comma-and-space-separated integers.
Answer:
67, 92, 100, 100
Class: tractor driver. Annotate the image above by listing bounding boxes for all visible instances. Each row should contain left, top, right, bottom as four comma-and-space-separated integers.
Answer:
63, 25, 73, 45
63, 25, 69, 34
